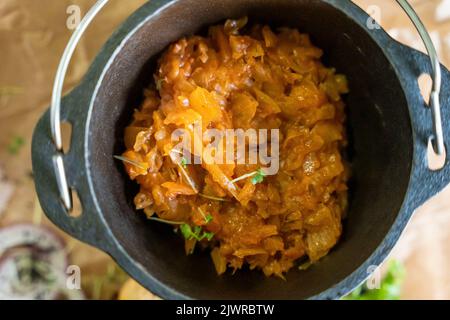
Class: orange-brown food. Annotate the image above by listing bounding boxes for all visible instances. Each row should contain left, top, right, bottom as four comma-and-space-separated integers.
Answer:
121, 18, 349, 278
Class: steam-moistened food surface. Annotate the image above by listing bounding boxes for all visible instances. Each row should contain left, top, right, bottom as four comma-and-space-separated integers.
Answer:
120, 18, 349, 278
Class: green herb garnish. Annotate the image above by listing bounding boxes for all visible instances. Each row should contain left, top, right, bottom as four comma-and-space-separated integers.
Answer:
149, 216, 215, 241
180, 157, 188, 168
180, 224, 215, 241
205, 214, 213, 224
251, 168, 266, 185
198, 207, 213, 224
169, 149, 199, 193
230, 168, 267, 185
180, 224, 193, 239
342, 260, 405, 300
203, 231, 215, 241
7, 136, 25, 155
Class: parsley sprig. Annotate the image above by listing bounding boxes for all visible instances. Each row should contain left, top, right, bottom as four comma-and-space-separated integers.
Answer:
230, 168, 267, 185
148, 216, 215, 241
205, 214, 213, 224
198, 207, 213, 224
180, 157, 188, 168
251, 168, 266, 184
180, 224, 214, 241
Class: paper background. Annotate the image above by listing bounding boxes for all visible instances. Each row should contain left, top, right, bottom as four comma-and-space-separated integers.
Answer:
0, 0, 449, 299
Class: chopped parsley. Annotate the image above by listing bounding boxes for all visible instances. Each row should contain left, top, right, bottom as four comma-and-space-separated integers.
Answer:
148, 216, 215, 241
180, 224, 214, 241
205, 214, 213, 224
180, 157, 188, 168
230, 168, 267, 185
251, 168, 266, 185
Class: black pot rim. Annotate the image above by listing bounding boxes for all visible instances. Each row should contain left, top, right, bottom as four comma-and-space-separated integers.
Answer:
32, 0, 450, 300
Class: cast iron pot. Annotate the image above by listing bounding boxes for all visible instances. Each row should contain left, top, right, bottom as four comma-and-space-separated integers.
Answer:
32, 0, 450, 299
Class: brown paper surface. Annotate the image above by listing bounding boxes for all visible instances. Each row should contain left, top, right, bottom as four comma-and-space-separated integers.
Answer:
0, 0, 449, 299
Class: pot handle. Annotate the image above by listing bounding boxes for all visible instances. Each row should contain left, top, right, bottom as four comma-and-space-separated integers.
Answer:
32, 0, 111, 250
392, 0, 450, 208
32, 91, 111, 251
397, 44, 450, 208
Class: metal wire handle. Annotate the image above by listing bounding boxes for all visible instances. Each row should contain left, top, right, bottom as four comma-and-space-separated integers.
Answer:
397, 0, 445, 157
50, 0, 109, 211
50, 0, 445, 212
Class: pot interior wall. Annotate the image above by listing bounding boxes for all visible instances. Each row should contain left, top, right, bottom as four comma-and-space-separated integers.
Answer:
88, 0, 412, 299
